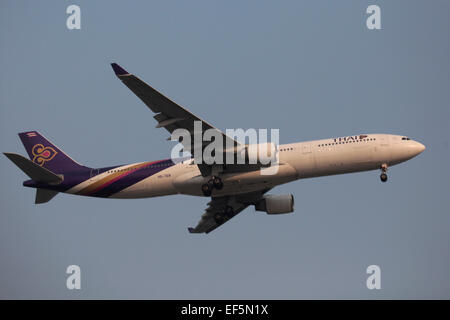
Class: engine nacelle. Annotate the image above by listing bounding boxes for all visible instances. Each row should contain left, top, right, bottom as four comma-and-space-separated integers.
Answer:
255, 194, 294, 214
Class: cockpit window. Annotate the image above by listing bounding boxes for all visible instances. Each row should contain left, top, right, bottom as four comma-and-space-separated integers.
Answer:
402, 137, 410, 140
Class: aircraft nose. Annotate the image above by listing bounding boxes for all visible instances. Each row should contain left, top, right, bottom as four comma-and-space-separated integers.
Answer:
413, 141, 426, 155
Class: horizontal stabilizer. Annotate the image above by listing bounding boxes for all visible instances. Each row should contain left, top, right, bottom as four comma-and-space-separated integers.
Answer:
3, 152, 62, 183
35, 188, 59, 204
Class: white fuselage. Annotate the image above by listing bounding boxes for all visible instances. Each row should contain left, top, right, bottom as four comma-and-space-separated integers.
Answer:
72, 134, 425, 199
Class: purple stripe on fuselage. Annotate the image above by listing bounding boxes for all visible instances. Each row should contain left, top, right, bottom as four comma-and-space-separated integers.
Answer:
89, 159, 175, 198
25, 168, 92, 192
22, 160, 177, 196
24, 166, 118, 192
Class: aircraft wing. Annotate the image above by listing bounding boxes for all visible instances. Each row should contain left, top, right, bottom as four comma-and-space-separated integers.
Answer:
188, 189, 270, 234
111, 63, 239, 175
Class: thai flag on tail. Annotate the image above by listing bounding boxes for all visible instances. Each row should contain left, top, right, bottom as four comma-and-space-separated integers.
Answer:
18, 131, 90, 174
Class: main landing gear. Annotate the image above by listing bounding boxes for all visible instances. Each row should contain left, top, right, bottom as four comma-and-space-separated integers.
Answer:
380, 164, 388, 182
201, 176, 223, 196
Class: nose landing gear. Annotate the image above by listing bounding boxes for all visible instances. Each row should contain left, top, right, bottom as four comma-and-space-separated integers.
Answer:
380, 164, 388, 182
201, 176, 223, 196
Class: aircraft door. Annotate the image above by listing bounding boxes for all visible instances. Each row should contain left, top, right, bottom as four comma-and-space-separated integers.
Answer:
299, 143, 315, 177
302, 144, 311, 154
376, 135, 392, 163
379, 135, 389, 146
90, 168, 99, 178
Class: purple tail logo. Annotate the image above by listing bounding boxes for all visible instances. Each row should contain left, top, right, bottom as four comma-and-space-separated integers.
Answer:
32, 144, 58, 166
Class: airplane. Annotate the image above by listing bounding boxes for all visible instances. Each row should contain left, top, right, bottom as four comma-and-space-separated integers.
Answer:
4, 63, 426, 234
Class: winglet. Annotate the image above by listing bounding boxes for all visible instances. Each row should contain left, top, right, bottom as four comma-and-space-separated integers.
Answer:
188, 227, 197, 234
111, 63, 130, 76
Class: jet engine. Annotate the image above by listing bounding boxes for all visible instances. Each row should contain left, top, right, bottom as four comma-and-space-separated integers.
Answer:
255, 194, 294, 214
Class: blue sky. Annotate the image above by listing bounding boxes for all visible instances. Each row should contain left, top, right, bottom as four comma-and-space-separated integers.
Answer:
1, 0, 449, 298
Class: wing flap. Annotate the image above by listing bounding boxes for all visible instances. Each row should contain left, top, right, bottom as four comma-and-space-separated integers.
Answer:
111, 63, 240, 175
111, 63, 233, 137
188, 190, 270, 234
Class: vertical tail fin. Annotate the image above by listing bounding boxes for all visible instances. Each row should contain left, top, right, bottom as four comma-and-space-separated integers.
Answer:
18, 131, 89, 174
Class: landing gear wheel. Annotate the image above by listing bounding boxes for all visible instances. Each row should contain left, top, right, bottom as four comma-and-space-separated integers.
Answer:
212, 176, 223, 190
380, 163, 388, 183
201, 182, 213, 196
